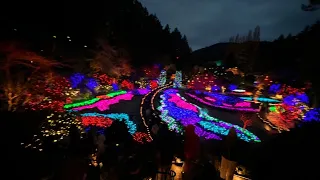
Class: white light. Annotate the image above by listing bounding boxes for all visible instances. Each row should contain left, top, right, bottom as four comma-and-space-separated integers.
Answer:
69, 39, 71, 41
84, 45, 87, 47
232, 89, 246, 93
67, 36, 70, 38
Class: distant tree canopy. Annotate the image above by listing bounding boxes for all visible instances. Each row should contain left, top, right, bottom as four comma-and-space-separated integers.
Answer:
229, 26, 260, 43
0, 0, 190, 69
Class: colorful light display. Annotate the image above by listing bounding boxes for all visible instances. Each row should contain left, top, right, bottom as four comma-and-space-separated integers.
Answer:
132, 132, 153, 144
157, 89, 260, 142
24, 112, 84, 151
80, 116, 113, 128
158, 70, 167, 86
86, 78, 99, 91
121, 80, 134, 90
186, 93, 260, 112
240, 96, 281, 103
132, 88, 150, 95
70, 73, 85, 88
303, 108, 320, 122
173, 71, 182, 88
72, 93, 134, 111
26, 75, 72, 112
228, 84, 238, 91
150, 80, 158, 89
79, 112, 151, 144
112, 83, 119, 91
64, 90, 127, 109
269, 84, 281, 94
80, 113, 137, 135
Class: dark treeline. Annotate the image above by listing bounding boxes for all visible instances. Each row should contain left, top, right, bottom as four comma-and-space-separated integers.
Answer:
192, 21, 319, 81
229, 25, 261, 43
0, 0, 191, 68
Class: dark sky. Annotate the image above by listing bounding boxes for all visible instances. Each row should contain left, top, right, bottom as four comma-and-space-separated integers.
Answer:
140, 0, 320, 50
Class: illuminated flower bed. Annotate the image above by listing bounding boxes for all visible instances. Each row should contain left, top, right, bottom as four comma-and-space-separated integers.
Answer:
80, 112, 152, 143
64, 89, 153, 144
240, 96, 281, 103
186, 91, 260, 112
63, 90, 134, 111
158, 89, 260, 142
64, 90, 127, 109
131, 88, 151, 95
72, 93, 134, 111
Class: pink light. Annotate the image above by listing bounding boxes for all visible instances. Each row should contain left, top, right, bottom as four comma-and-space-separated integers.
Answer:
222, 103, 232, 107
235, 101, 251, 107
205, 97, 216, 102
186, 93, 259, 112
72, 93, 134, 111
168, 94, 198, 113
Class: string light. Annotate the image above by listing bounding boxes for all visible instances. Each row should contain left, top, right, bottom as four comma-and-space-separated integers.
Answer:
80, 113, 137, 135
132, 132, 153, 144
72, 93, 134, 111
132, 88, 150, 95
173, 71, 182, 88
80, 116, 113, 128
157, 89, 260, 142
186, 93, 260, 112
121, 80, 134, 90
64, 90, 127, 109
158, 70, 167, 86
26, 75, 72, 112
24, 112, 84, 150
256, 113, 282, 133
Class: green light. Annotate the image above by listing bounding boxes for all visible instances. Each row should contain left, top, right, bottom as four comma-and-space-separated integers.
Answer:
64, 90, 127, 109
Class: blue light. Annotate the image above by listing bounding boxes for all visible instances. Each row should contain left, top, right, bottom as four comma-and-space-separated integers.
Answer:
86, 78, 99, 91
269, 84, 281, 94
211, 85, 221, 91
70, 73, 85, 88
112, 83, 119, 91
81, 113, 137, 134
303, 108, 320, 122
228, 84, 237, 91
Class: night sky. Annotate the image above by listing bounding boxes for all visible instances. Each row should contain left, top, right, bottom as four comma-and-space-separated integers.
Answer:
140, 0, 320, 50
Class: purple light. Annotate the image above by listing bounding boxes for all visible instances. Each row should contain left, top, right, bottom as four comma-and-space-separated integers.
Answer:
157, 89, 261, 142
72, 93, 134, 111
194, 126, 222, 140
133, 88, 150, 95
168, 94, 198, 113
186, 93, 259, 112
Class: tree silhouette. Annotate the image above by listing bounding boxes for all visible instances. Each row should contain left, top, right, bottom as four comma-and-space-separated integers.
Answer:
240, 113, 253, 129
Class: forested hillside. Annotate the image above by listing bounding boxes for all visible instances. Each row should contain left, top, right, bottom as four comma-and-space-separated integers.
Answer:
0, 0, 190, 67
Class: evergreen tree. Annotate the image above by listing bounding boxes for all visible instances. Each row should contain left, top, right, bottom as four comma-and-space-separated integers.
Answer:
253, 26, 261, 41
278, 34, 285, 41
235, 34, 240, 43
247, 30, 253, 41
